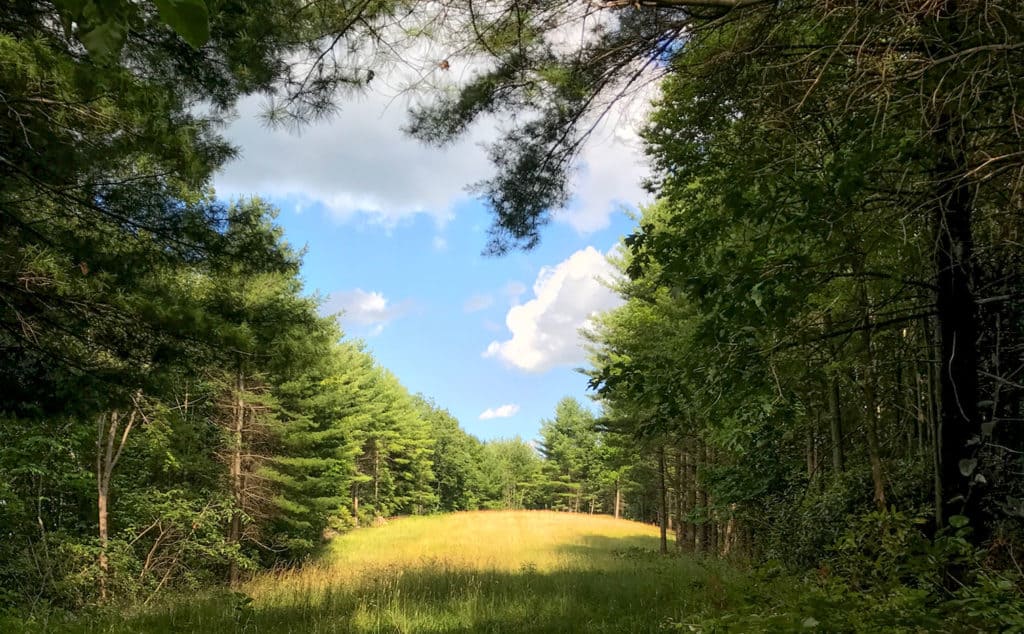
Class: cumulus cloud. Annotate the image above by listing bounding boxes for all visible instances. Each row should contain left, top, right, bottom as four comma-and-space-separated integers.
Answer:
321, 288, 410, 334
557, 111, 653, 234
479, 404, 521, 420
463, 293, 494, 313
213, 70, 650, 234
214, 92, 493, 227
484, 247, 623, 373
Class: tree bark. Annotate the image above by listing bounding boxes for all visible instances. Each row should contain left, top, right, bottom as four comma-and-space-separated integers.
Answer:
824, 312, 845, 476
685, 444, 697, 551
673, 448, 685, 549
697, 441, 710, 553
96, 412, 112, 603
614, 478, 621, 520
96, 404, 138, 602
372, 442, 380, 509
932, 105, 982, 527
229, 370, 245, 588
657, 445, 668, 554
858, 278, 886, 509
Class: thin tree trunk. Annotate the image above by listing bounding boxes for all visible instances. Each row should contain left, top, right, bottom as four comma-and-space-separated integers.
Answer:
96, 404, 138, 602
915, 368, 927, 456
824, 311, 845, 475
828, 374, 845, 475
674, 448, 685, 549
686, 444, 697, 551
96, 412, 112, 603
372, 443, 380, 509
926, 315, 944, 525
697, 441, 710, 553
614, 479, 621, 520
229, 370, 245, 588
859, 278, 887, 509
657, 445, 668, 555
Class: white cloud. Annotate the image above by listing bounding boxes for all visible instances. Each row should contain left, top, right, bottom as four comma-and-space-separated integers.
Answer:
484, 247, 623, 373
463, 293, 494, 313
479, 404, 521, 420
213, 65, 650, 234
432, 235, 448, 251
555, 93, 654, 234
214, 91, 493, 228
321, 288, 410, 334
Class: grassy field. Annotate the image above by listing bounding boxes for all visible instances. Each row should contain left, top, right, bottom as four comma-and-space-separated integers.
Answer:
43, 511, 744, 633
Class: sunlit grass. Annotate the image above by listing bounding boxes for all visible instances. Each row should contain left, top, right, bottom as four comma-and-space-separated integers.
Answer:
43, 511, 742, 633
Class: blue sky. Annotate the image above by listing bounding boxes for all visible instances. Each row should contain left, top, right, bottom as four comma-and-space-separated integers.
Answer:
214, 89, 651, 442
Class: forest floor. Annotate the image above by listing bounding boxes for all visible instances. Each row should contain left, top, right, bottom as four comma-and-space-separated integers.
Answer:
43, 510, 750, 633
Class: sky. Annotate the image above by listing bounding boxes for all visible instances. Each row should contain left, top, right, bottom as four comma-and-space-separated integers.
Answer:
214, 87, 652, 443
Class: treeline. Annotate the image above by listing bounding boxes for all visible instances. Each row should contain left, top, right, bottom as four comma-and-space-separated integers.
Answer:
402, 0, 1024, 627
0, 189, 491, 609
568, 8, 1024, 629
0, 0, 524, 613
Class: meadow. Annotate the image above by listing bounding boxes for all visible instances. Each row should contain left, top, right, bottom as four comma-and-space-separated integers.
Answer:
38, 511, 746, 633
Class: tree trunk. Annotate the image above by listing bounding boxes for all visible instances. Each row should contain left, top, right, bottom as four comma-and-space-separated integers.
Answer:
352, 486, 360, 527
859, 279, 886, 509
614, 479, 621, 520
697, 441, 710, 553
96, 413, 111, 603
828, 373, 845, 476
372, 443, 380, 509
229, 370, 245, 588
824, 311, 845, 476
657, 445, 668, 555
95, 404, 138, 602
674, 448, 685, 549
932, 105, 982, 528
686, 444, 697, 551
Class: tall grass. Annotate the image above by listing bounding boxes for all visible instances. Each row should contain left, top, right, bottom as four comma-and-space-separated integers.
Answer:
29, 511, 745, 633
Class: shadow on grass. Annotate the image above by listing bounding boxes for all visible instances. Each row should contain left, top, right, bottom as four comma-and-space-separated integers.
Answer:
47, 534, 743, 634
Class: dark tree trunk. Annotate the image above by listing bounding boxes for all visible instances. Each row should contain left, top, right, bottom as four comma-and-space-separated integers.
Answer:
858, 277, 886, 509
657, 445, 668, 554
932, 108, 982, 527
685, 443, 697, 551
674, 448, 685, 550
824, 312, 845, 475
697, 441, 710, 553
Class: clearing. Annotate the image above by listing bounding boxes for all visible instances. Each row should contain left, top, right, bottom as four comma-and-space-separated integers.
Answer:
58, 510, 739, 633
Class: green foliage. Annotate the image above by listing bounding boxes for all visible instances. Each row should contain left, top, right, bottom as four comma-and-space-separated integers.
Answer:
690, 511, 1024, 633
480, 438, 545, 510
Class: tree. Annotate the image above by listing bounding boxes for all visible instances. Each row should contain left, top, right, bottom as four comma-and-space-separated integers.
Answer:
538, 397, 602, 513
409, 0, 1024, 531
417, 397, 487, 512
481, 438, 544, 510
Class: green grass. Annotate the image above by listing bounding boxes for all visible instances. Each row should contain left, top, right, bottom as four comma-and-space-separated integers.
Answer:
29, 511, 746, 633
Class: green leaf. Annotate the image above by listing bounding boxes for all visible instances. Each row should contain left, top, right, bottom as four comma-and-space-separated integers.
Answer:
79, 16, 128, 60
949, 515, 969, 529
153, 0, 210, 48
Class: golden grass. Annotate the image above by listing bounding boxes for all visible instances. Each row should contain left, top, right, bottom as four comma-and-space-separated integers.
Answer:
53, 511, 736, 633
250, 510, 663, 598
